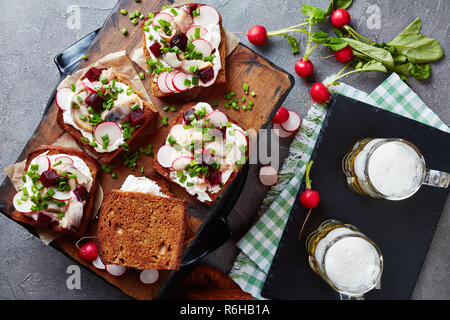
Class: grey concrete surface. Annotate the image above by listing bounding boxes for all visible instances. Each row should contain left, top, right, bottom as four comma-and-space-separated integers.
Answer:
0, 0, 449, 299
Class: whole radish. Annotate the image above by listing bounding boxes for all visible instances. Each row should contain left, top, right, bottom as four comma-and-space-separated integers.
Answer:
295, 58, 314, 78
331, 9, 351, 28
310, 83, 330, 103
299, 161, 320, 237
78, 241, 98, 262
247, 25, 267, 46
334, 45, 354, 63
272, 106, 290, 124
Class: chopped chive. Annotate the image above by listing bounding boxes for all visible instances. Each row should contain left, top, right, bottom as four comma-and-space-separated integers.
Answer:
126, 86, 133, 95
192, 77, 199, 86
194, 27, 200, 39
131, 103, 140, 111
76, 95, 83, 103
122, 28, 128, 35
132, 18, 139, 26
241, 97, 246, 103
143, 26, 150, 32
120, 9, 128, 15
68, 173, 77, 179
251, 90, 256, 97
141, 166, 144, 174
184, 79, 192, 86
71, 83, 76, 92
139, 14, 145, 20
242, 105, 247, 110
111, 172, 117, 179
169, 106, 176, 112
139, 72, 145, 80
148, 12, 154, 19
162, 116, 168, 126
170, 8, 178, 16
135, 10, 140, 17
243, 83, 249, 91
230, 91, 236, 96
82, 55, 87, 60
163, 106, 169, 112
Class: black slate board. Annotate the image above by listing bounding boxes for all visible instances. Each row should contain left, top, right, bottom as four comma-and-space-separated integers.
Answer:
261, 94, 450, 300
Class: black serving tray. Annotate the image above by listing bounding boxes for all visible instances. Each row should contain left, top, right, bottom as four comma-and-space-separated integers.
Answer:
261, 94, 450, 300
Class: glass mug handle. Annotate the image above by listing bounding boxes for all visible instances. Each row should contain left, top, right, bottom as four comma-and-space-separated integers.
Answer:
423, 169, 450, 188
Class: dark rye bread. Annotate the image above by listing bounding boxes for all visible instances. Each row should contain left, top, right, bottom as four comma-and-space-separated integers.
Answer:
153, 103, 242, 206
11, 145, 100, 237
97, 190, 187, 270
57, 72, 157, 163
141, 3, 227, 98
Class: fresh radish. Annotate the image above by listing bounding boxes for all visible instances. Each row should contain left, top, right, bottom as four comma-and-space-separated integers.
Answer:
193, 5, 219, 26
152, 12, 174, 29
78, 241, 98, 262
172, 156, 194, 171
169, 124, 186, 142
191, 39, 213, 57
298, 161, 320, 237
280, 111, 301, 132
34, 156, 51, 175
234, 129, 249, 148
186, 25, 208, 39
140, 269, 159, 284
94, 121, 123, 147
205, 110, 228, 128
247, 25, 267, 46
81, 79, 104, 94
259, 165, 279, 186
165, 71, 180, 93
157, 145, 178, 168
295, 58, 314, 78
172, 72, 191, 91
54, 155, 73, 166
273, 123, 294, 138
13, 191, 34, 213
51, 189, 72, 201
272, 107, 290, 124
157, 71, 172, 93
334, 45, 354, 63
92, 255, 105, 270
331, 8, 351, 28
310, 83, 330, 103
55, 87, 73, 111
105, 264, 127, 277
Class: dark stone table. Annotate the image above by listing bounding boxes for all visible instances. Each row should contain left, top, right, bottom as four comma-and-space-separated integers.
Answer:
0, 0, 448, 299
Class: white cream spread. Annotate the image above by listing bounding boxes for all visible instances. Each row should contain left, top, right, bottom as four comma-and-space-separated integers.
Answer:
120, 175, 168, 197
144, 4, 222, 91
62, 68, 143, 153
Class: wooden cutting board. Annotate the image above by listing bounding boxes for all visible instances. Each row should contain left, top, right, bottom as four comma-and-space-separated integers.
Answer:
0, 0, 293, 300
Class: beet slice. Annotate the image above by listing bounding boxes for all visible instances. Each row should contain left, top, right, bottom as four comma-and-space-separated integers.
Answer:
40, 169, 59, 187
170, 32, 188, 51
129, 109, 145, 127
36, 212, 53, 227
183, 108, 198, 125
73, 186, 89, 202
85, 92, 104, 111
84, 67, 103, 82
208, 169, 222, 186
186, 3, 197, 15
149, 42, 162, 57
198, 66, 214, 84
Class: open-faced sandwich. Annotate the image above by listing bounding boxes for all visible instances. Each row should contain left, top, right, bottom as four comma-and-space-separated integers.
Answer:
97, 175, 188, 270
11, 145, 100, 237
141, 3, 226, 97
154, 102, 248, 205
55, 66, 157, 163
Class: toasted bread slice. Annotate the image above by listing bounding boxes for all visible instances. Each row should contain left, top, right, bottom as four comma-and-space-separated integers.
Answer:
10, 145, 100, 237
141, 3, 227, 98
57, 72, 157, 163
97, 190, 187, 270
153, 103, 246, 206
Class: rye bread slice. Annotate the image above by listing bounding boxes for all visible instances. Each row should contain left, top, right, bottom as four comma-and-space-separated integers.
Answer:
10, 145, 100, 237
57, 72, 157, 163
141, 3, 227, 98
97, 190, 187, 270
153, 103, 244, 206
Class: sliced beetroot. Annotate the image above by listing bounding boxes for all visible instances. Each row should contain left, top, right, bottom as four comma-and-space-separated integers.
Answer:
198, 66, 214, 84
85, 92, 104, 111
129, 109, 145, 127
183, 107, 198, 124
186, 3, 197, 15
36, 212, 54, 227
170, 33, 188, 51
40, 169, 60, 187
149, 42, 162, 57
84, 67, 103, 82
73, 186, 89, 202
208, 169, 222, 186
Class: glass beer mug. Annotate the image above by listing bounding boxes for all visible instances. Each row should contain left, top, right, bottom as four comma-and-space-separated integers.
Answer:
306, 220, 383, 299
342, 138, 449, 200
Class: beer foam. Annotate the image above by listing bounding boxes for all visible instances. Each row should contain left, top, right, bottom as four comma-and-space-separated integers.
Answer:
368, 141, 422, 198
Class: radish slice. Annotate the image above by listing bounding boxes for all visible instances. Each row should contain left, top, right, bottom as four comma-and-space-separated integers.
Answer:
34, 156, 50, 175
81, 79, 103, 94
191, 39, 213, 57
235, 129, 249, 147
165, 71, 179, 93
92, 256, 105, 270
13, 191, 34, 213
168, 124, 187, 142
172, 156, 194, 171
280, 111, 302, 132
193, 5, 219, 26
157, 71, 172, 93
172, 72, 191, 91
152, 12, 174, 28
94, 121, 123, 147
273, 123, 294, 138
140, 269, 159, 284
51, 189, 72, 201
157, 145, 178, 168
54, 156, 73, 166
205, 110, 228, 128
186, 25, 208, 39
259, 166, 279, 186
105, 264, 126, 277
55, 87, 73, 111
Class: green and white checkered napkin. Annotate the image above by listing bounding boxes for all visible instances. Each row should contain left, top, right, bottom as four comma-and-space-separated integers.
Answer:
228, 73, 450, 299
